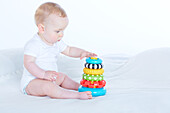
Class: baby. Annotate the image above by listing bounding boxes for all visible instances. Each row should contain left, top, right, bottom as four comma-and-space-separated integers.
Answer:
20, 2, 97, 99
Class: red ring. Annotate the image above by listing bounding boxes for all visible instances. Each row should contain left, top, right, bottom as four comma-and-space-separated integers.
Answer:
80, 79, 106, 88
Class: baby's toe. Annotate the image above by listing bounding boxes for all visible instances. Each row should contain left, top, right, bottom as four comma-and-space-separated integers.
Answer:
88, 95, 92, 99
85, 91, 92, 95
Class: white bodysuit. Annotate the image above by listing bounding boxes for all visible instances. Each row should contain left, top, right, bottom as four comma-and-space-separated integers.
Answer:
20, 33, 67, 94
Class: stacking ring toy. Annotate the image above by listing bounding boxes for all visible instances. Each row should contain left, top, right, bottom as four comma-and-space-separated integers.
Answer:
78, 57, 106, 97
78, 86, 106, 97
85, 63, 103, 69
83, 68, 104, 75
82, 73, 104, 81
80, 79, 106, 88
86, 57, 102, 64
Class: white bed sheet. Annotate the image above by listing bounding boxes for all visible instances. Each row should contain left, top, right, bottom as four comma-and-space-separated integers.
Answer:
0, 48, 170, 113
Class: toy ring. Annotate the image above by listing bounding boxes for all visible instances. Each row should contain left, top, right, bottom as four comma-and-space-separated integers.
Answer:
84, 63, 103, 69
86, 57, 102, 64
82, 73, 104, 81
83, 68, 104, 75
80, 79, 106, 88
78, 86, 106, 97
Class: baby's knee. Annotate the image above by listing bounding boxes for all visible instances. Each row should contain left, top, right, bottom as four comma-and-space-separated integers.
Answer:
58, 73, 67, 81
60, 73, 67, 78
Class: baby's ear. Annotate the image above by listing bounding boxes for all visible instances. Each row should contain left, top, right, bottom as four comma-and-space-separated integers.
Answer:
38, 24, 45, 33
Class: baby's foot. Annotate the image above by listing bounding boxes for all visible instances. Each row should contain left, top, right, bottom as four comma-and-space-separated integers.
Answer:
78, 91, 92, 100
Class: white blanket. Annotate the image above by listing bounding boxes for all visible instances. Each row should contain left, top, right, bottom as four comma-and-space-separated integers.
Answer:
0, 48, 170, 113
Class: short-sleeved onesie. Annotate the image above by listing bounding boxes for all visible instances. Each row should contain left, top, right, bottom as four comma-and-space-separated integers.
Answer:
20, 33, 67, 94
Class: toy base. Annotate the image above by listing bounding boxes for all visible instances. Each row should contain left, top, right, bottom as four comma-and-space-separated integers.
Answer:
78, 85, 106, 97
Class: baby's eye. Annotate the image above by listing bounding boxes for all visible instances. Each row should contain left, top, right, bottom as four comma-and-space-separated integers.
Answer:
55, 31, 60, 33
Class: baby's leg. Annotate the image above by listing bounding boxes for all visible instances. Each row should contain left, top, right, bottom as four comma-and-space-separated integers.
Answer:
55, 73, 80, 90
25, 79, 92, 99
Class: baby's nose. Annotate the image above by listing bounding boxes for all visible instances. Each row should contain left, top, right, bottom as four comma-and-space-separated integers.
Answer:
59, 31, 64, 37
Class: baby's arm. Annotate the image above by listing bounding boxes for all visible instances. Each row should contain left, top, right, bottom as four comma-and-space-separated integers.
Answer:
24, 55, 58, 81
61, 46, 97, 59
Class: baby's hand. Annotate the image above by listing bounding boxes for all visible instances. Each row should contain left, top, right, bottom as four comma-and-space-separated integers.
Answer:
80, 51, 97, 60
43, 71, 58, 81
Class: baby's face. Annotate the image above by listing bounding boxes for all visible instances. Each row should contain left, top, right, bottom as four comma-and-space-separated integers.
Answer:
42, 14, 69, 44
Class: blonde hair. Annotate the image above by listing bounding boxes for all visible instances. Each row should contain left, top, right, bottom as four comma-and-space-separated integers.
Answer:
35, 2, 67, 26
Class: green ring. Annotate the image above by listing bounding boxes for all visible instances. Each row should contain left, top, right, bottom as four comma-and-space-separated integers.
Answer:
82, 73, 104, 81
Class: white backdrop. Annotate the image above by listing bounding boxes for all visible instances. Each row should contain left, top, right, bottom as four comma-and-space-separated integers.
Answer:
0, 0, 170, 56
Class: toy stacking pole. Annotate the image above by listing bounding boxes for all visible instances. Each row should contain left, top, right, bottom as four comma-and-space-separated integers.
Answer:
78, 57, 106, 97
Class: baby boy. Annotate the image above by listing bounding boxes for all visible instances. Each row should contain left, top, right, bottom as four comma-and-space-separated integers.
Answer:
20, 2, 97, 99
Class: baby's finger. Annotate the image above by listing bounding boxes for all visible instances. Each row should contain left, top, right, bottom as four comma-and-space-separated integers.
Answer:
89, 52, 96, 56
80, 56, 85, 60
52, 78, 56, 81
92, 53, 97, 56
49, 78, 53, 81
86, 54, 92, 58
52, 71, 59, 75
51, 75, 57, 81
52, 73, 58, 78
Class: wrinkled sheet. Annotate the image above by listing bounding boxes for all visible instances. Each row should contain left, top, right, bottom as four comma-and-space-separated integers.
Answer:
0, 48, 170, 113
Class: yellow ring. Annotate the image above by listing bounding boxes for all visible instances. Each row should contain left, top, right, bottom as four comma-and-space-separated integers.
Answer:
91, 57, 98, 60
83, 68, 104, 75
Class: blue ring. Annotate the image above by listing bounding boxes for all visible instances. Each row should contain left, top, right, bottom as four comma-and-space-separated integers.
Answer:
78, 85, 106, 97
86, 57, 102, 64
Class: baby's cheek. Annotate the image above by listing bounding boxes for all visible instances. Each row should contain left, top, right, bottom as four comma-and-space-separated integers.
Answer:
52, 34, 58, 38
50, 35, 56, 41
